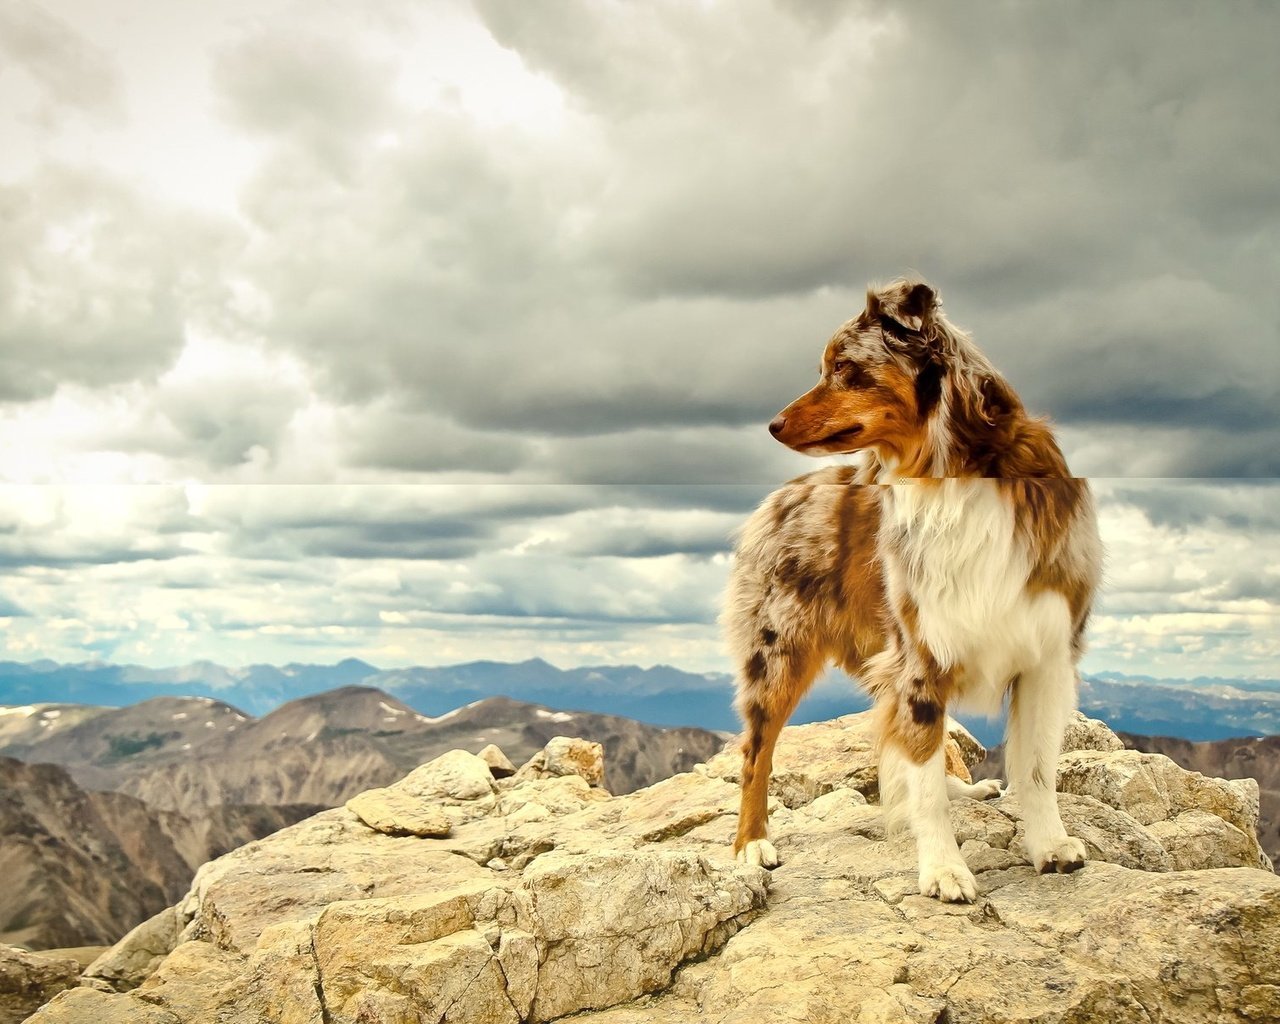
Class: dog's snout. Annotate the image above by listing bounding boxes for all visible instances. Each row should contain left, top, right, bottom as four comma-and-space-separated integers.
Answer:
768, 414, 787, 437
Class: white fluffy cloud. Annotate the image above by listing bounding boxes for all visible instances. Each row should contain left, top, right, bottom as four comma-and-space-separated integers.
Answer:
0, 482, 1273, 678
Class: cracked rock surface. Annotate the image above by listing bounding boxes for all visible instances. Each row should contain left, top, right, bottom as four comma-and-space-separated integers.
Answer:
31, 714, 1280, 1024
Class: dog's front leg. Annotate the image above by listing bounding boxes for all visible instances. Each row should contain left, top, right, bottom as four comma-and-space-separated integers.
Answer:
1007, 659, 1087, 873
873, 655, 976, 903
881, 737, 977, 902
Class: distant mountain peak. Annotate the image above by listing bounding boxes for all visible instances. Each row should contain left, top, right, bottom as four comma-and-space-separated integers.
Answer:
336, 657, 379, 671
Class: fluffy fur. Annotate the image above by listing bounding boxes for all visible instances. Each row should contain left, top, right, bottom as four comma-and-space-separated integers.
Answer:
724, 278, 1102, 902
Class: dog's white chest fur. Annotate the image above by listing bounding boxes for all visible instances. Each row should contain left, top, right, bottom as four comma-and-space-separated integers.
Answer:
883, 480, 1069, 710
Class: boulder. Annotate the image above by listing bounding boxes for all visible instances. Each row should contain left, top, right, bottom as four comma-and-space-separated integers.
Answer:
24, 712, 1280, 1024
1057, 748, 1270, 870
393, 748, 497, 802
515, 737, 606, 788
0, 945, 79, 1024
704, 712, 984, 807
83, 906, 182, 991
346, 787, 452, 837
1061, 709, 1125, 753
478, 744, 517, 778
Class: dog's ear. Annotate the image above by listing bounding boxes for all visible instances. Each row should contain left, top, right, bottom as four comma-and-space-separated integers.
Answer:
867, 280, 937, 334
978, 375, 1016, 425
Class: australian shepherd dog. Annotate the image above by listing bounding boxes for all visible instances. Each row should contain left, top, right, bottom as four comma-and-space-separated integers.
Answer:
723, 278, 1102, 902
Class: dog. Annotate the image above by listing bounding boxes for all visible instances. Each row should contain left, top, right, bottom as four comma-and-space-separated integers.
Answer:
723, 278, 1102, 902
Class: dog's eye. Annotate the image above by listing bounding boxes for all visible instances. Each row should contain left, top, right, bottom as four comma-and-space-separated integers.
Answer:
832, 360, 852, 375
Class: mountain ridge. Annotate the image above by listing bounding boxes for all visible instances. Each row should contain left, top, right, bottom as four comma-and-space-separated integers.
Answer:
0, 687, 728, 813
4, 657, 1279, 741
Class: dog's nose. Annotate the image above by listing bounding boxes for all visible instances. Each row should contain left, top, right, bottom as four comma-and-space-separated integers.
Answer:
768, 414, 786, 437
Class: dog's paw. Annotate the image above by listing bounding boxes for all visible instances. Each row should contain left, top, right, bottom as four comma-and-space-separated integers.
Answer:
946, 775, 1004, 802
736, 838, 780, 869
919, 860, 977, 903
1032, 836, 1088, 874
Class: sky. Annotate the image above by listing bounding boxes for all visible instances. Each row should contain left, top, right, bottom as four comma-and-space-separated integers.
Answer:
0, 0, 1277, 681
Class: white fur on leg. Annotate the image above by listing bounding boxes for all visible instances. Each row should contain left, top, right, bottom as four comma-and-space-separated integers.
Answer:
946, 776, 1003, 801
882, 743, 977, 902
737, 837, 779, 868
1007, 660, 1086, 874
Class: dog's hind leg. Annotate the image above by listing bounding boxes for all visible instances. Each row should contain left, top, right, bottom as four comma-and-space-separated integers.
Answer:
1007, 658, 1087, 874
946, 775, 1003, 801
733, 644, 822, 868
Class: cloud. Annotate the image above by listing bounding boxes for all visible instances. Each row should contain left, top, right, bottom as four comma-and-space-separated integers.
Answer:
212, 27, 397, 177
0, 594, 29, 617
0, 166, 245, 404
0, 485, 195, 568
0, 1, 124, 124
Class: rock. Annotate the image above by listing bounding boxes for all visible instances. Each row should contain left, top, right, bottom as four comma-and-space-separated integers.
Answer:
521, 850, 766, 1020
705, 712, 984, 807
478, 743, 516, 778
982, 863, 1280, 1022
84, 905, 182, 991
26, 987, 181, 1023
179, 808, 492, 955
944, 715, 988, 771
393, 748, 497, 802
704, 713, 881, 807
133, 940, 245, 1021
494, 774, 608, 822
1147, 809, 1264, 871
1001, 792, 1173, 872
346, 787, 452, 837
0, 945, 79, 1024
313, 852, 765, 1023
1057, 748, 1268, 869
1062, 709, 1125, 753
236, 921, 325, 1024
515, 736, 606, 788
24, 714, 1280, 1024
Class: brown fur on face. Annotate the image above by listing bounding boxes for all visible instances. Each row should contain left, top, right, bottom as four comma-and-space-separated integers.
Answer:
770, 358, 935, 476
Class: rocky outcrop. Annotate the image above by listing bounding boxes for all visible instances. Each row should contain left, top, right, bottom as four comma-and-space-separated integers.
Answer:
1121, 731, 1280, 870
31, 715, 1280, 1024
1057, 746, 1271, 871
0, 945, 78, 1024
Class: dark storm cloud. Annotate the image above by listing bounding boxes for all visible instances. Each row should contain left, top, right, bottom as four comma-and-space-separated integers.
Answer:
0, 487, 198, 568
1110, 480, 1280, 533
343, 406, 535, 474
1205, 572, 1280, 604
245, 522, 494, 563
0, 540, 188, 569
525, 426, 804, 487
467, 0, 1279, 474
405, 553, 723, 627
548, 520, 736, 560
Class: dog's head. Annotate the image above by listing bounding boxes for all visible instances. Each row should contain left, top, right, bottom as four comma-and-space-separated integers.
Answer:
768, 279, 951, 472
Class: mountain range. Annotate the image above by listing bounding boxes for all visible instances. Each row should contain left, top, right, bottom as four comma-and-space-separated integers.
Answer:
3, 657, 1279, 745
